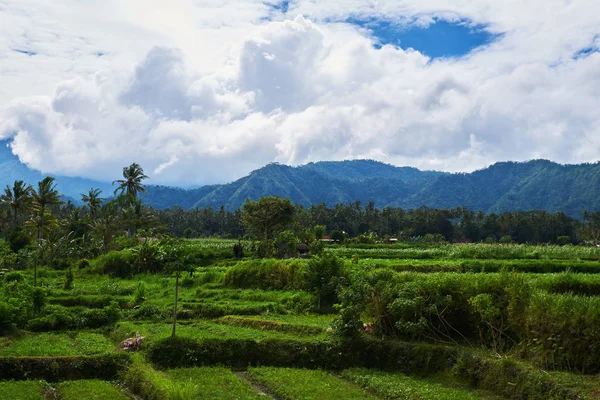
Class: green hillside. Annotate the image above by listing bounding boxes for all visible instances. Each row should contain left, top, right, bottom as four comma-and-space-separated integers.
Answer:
1, 141, 599, 216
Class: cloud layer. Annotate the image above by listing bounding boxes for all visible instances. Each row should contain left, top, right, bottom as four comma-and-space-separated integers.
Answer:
1, 0, 599, 185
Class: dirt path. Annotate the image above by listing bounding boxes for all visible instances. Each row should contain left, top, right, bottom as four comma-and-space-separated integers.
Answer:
234, 371, 278, 399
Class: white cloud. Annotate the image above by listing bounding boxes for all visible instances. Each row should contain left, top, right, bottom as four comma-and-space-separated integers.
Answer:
0, 1, 599, 186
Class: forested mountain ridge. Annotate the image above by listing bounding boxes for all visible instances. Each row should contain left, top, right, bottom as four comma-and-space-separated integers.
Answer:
174, 159, 600, 216
1, 140, 599, 216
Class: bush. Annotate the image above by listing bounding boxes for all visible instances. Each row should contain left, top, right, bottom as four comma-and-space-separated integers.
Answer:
3, 271, 24, 283
7, 229, 31, 253
0, 354, 130, 381
64, 268, 74, 290
28, 302, 121, 331
305, 253, 345, 310
556, 236, 572, 246
95, 250, 135, 278
224, 259, 306, 290
147, 336, 454, 373
524, 291, 600, 373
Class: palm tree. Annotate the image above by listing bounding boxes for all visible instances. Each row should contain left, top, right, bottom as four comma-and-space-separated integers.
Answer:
81, 188, 104, 220
31, 177, 63, 286
0, 180, 33, 228
90, 204, 122, 253
113, 163, 149, 199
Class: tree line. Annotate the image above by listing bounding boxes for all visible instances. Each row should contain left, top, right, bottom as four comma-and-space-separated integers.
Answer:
2, 163, 600, 274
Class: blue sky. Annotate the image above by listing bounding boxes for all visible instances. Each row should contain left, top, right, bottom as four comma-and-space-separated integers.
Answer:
349, 18, 496, 58
0, 0, 599, 185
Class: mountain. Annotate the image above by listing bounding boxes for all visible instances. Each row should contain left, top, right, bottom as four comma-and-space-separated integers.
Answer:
0, 143, 113, 203
1, 141, 599, 216
142, 159, 600, 216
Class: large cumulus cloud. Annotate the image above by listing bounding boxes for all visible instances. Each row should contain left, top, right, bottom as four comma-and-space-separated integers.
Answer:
1, 1, 600, 185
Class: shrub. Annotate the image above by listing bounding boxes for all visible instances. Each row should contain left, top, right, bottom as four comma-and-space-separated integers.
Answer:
28, 302, 121, 331
524, 291, 600, 373
556, 236, 572, 246
7, 229, 31, 253
0, 354, 130, 381
134, 282, 147, 305
224, 259, 306, 290
499, 235, 514, 244
305, 253, 345, 310
64, 268, 74, 290
95, 250, 135, 278
3, 271, 24, 283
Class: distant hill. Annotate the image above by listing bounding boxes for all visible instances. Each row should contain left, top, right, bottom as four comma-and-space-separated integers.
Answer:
1, 141, 599, 216
0, 143, 113, 204
143, 159, 600, 217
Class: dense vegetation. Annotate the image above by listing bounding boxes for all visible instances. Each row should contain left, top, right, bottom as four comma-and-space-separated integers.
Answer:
1, 162, 599, 399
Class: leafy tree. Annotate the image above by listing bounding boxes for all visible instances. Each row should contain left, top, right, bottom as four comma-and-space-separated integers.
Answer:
113, 163, 149, 199
242, 197, 294, 256
313, 225, 326, 240
81, 188, 104, 220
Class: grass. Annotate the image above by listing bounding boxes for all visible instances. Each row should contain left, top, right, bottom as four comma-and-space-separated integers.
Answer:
247, 367, 379, 400
328, 243, 600, 260
165, 367, 265, 399
57, 380, 129, 400
112, 320, 329, 345
358, 257, 600, 274
341, 368, 495, 400
0, 332, 114, 356
0, 380, 45, 399
215, 315, 326, 335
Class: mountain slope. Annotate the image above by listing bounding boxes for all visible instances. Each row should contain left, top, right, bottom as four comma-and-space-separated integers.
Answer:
1, 141, 598, 216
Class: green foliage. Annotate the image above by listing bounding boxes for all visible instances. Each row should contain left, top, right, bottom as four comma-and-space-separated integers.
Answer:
215, 316, 325, 336
0, 353, 129, 381
499, 235, 513, 244
314, 225, 326, 240
7, 228, 32, 253
524, 291, 600, 373
28, 302, 121, 331
64, 267, 74, 290
0, 381, 46, 400
305, 253, 344, 310
58, 380, 129, 400
242, 196, 294, 256
94, 250, 135, 277
224, 259, 307, 290
166, 368, 264, 400
247, 367, 379, 400
134, 281, 147, 304
342, 368, 487, 400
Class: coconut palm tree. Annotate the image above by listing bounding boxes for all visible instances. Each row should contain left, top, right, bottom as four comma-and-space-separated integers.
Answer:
90, 204, 122, 253
30, 177, 63, 286
113, 163, 149, 199
81, 188, 104, 220
0, 180, 33, 228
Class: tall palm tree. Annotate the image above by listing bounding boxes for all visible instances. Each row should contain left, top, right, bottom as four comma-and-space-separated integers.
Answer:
31, 177, 63, 286
81, 188, 104, 220
0, 180, 33, 228
113, 163, 149, 199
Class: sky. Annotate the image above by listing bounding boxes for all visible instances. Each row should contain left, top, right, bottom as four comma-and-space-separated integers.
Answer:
0, 0, 599, 186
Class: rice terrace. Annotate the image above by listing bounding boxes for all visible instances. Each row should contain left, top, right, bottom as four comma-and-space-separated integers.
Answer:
0, 163, 600, 399
2, 0, 600, 398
